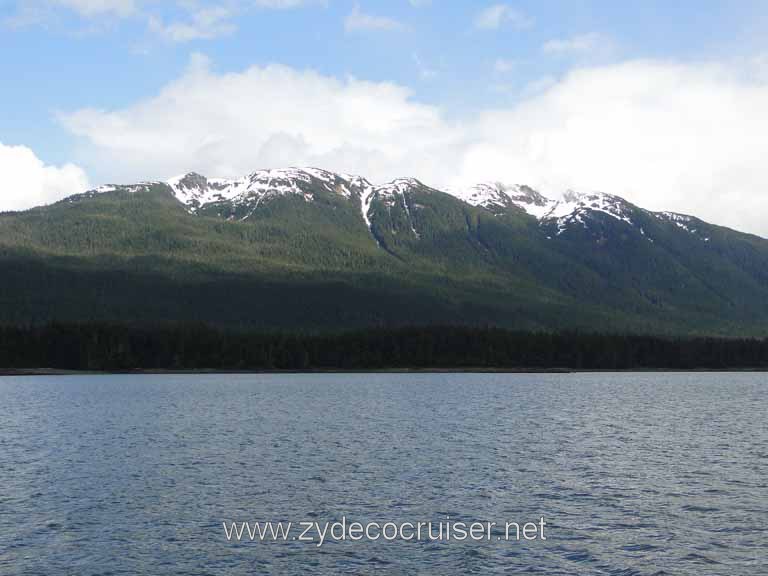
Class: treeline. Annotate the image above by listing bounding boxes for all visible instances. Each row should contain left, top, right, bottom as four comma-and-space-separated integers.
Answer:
1, 324, 767, 371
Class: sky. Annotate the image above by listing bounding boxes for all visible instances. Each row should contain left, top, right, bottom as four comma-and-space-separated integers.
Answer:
1, 0, 768, 236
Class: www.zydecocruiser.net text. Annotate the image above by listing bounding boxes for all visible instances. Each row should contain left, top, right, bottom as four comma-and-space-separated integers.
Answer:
223, 517, 547, 547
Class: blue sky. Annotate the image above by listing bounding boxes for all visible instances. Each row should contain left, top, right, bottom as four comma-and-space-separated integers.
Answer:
2, 0, 768, 234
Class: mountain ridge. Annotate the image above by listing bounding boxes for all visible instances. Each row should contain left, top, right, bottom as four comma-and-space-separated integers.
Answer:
76, 166, 757, 242
2, 166, 767, 335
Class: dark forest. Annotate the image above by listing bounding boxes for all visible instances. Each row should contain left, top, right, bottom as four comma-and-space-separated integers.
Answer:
2, 324, 767, 372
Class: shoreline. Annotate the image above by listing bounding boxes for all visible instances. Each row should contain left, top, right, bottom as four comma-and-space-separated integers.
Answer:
1, 367, 767, 377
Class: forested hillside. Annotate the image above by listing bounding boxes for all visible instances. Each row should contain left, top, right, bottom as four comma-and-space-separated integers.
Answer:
1, 169, 767, 336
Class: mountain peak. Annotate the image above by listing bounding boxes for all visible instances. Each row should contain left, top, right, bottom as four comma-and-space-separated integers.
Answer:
165, 168, 375, 215
541, 189, 638, 235
450, 181, 558, 218
169, 172, 206, 185
376, 177, 429, 198
80, 167, 710, 243
167, 172, 208, 196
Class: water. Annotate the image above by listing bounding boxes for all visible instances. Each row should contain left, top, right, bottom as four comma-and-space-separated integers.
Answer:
0, 373, 766, 575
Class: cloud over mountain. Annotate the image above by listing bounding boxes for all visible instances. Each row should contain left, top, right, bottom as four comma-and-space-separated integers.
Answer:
0, 142, 90, 212
60, 55, 768, 236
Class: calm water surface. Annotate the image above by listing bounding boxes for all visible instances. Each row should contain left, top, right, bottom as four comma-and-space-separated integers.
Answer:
1, 373, 766, 575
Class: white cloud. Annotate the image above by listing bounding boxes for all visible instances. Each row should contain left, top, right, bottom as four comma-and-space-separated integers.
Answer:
7, 0, 320, 31
457, 60, 768, 236
146, 1, 325, 42
149, 5, 236, 42
0, 142, 90, 211
59, 55, 768, 237
53, 0, 137, 17
51, 0, 317, 17
519, 75, 556, 96
61, 54, 457, 186
254, 0, 319, 7
474, 4, 532, 30
542, 33, 613, 57
4, 0, 137, 25
344, 3, 403, 32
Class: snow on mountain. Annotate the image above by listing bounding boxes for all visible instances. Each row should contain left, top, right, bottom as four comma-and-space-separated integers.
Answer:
449, 182, 645, 236
371, 178, 426, 239
64, 182, 161, 204
166, 167, 391, 239
163, 169, 644, 238
167, 168, 373, 215
167, 172, 247, 209
654, 212, 711, 242
375, 178, 424, 198
79, 168, 711, 244
450, 182, 556, 218
162, 169, 701, 242
359, 184, 376, 231
654, 211, 695, 230
541, 192, 710, 241
543, 190, 638, 235
556, 191, 634, 223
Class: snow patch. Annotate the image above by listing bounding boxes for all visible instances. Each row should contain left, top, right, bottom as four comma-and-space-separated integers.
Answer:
533, 190, 637, 235
654, 211, 710, 241
449, 182, 556, 218
360, 184, 376, 232
167, 168, 370, 214
71, 168, 721, 249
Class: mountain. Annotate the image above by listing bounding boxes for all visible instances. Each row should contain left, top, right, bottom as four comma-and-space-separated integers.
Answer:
1, 167, 767, 336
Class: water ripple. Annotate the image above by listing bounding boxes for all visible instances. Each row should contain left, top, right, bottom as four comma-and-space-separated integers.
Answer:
0, 372, 765, 575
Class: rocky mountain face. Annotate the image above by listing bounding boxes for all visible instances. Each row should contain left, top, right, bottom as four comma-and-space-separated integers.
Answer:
2, 167, 767, 335
164, 169, 720, 244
